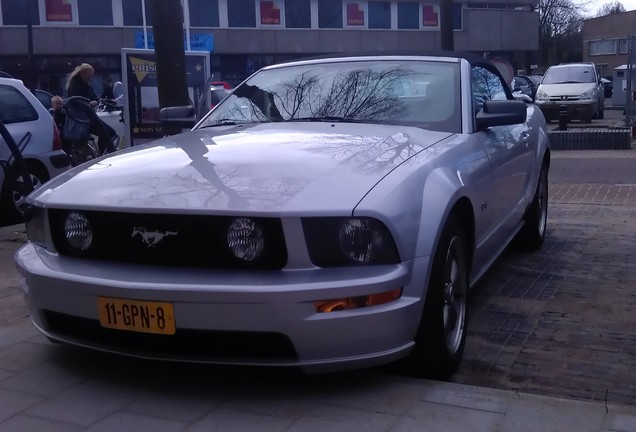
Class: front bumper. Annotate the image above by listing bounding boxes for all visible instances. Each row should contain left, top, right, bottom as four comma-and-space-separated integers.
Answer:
16, 243, 430, 373
535, 100, 594, 121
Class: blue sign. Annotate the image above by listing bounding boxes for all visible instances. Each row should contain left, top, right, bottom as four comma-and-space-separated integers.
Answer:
135, 31, 214, 52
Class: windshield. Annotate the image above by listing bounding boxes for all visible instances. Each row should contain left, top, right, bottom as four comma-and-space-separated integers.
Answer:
542, 66, 596, 84
196, 60, 461, 133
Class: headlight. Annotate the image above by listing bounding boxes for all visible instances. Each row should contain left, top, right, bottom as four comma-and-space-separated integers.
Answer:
579, 90, 594, 99
64, 212, 93, 251
303, 217, 400, 267
536, 90, 549, 100
24, 204, 48, 248
227, 217, 265, 261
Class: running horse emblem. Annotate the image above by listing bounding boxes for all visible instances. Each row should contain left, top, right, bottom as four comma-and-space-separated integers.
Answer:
131, 227, 178, 248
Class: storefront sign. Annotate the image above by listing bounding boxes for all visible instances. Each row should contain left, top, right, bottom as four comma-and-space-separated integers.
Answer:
346, 2, 365, 26
422, 5, 439, 27
259, 0, 282, 26
135, 31, 214, 52
45, 0, 73, 22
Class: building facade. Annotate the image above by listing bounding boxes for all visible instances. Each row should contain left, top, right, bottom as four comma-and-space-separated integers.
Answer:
0, 0, 539, 96
582, 10, 636, 78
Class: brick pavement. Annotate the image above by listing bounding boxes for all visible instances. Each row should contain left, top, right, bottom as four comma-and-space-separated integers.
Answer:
453, 182, 636, 405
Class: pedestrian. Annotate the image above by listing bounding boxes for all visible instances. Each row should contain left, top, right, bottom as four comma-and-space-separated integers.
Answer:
101, 77, 115, 100
49, 95, 71, 153
66, 63, 118, 154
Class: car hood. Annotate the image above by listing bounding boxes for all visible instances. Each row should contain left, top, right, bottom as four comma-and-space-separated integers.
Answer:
538, 83, 596, 97
31, 122, 453, 214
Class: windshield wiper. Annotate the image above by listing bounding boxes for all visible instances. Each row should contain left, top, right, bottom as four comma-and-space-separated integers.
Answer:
199, 119, 265, 128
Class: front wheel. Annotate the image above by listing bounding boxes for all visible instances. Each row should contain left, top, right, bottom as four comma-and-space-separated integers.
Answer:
0, 164, 49, 223
405, 214, 469, 379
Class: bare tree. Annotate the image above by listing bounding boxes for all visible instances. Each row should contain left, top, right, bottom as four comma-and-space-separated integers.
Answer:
537, 0, 587, 65
596, 0, 626, 16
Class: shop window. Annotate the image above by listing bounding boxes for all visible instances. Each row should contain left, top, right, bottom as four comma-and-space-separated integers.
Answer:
228, 0, 256, 27
1, 0, 40, 25
78, 0, 113, 25
286, 0, 311, 28
369, 1, 391, 29
397, 2, 419, 29
189, 0, 220, 27
122, 0, 143, 26
318, 0, 342, 28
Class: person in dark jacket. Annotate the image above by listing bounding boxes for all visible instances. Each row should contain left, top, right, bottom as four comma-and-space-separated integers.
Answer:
101, 77, 115, 100
67, 63, 118, 154
49, 95, 71, 153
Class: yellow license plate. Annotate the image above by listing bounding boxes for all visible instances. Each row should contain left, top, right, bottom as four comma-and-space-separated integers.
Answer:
97, 297, 176, 335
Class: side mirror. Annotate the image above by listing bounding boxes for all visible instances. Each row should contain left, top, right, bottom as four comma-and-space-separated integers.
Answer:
159, 105, 196, 132
476, 100, 527, 130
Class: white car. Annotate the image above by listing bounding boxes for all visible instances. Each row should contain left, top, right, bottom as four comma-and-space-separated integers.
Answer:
534, 62, 605, 123
0, 77, 70, 223
16, 53, 549, 378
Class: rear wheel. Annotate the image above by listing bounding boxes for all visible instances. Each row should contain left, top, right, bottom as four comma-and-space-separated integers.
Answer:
406, 214, 469, 379
514, 163, 548, 251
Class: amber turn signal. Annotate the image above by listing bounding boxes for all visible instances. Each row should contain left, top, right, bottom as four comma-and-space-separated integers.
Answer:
315, 288, 403, 313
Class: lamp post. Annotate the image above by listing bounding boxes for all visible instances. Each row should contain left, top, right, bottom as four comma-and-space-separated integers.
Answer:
26, 0, 36, 92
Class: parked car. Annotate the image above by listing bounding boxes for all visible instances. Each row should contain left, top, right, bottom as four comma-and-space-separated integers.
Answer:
16, 53, 550, 378
0, 77, 70, 223
511, 76, 535, 99
534, 62, 605, 122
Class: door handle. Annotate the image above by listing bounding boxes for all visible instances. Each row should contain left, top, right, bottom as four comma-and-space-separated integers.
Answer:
521, 131, 530, 147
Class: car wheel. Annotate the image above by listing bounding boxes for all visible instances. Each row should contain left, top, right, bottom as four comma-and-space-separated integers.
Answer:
407, 214, 468, 379
0, 163, 49, 223
514, 163, 548, 251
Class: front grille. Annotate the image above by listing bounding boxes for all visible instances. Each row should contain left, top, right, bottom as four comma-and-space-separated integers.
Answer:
49, 210, 288, 269
43, 310, 298, 361
548, 96, 580, 102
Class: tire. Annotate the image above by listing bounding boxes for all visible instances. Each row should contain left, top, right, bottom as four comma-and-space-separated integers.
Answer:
406, 214, 469, 379
514, 163, 548, 251
0, 163, 49, 224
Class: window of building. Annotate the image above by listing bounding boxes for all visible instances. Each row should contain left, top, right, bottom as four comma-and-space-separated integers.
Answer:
453, 4, 463, 30
189, 0, 219, 27
122, 0, 143, 26
228, 0, 256, 27
589, 39, 617, 56
78, 0, 113, 25
1, 0, 40, 25
397, 2, 419, 29
619, 38, 629, 54
285, 0, 311, 28
318, 0, 342, 28
0, 85, 39, 125
369, 1, 391, 29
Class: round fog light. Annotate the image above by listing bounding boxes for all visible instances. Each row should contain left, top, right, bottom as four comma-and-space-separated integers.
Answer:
227, 218, 265, 261
64, 212, 93, 251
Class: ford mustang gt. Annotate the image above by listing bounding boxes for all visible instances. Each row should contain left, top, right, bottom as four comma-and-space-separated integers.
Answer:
15, 53, 549, 378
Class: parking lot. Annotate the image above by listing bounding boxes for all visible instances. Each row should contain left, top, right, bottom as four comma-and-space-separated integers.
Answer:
0, 148, 635, 429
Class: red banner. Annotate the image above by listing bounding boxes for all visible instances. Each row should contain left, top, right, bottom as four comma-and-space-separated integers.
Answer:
260, 0, 281, 25
45, 0, 73, 22
346, 3, 365, 26
422, 5, 439, 27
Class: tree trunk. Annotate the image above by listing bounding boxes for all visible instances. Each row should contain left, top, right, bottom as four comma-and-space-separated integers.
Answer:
440, 0, 454, 50
148, 0, 190, 135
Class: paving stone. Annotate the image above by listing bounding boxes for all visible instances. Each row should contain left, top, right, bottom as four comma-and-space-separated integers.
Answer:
0, 362, 89, 397
0, 388, 43, 422
124, 390, 221, 423
0, 414, 81, 432
287, 404, 399, 432
84, 412, 186, 432
188, 407, 293, 432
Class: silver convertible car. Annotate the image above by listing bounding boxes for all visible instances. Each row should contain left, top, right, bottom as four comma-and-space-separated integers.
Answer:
16, 53, 549, 378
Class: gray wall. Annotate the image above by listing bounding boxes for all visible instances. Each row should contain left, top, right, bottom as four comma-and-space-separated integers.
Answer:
0, 9, 538, 56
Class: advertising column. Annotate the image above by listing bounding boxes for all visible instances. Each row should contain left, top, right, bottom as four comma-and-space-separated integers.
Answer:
121, 49, 210, 146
